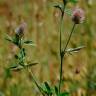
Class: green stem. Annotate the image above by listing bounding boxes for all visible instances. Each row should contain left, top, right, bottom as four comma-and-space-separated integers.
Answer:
59, 7, 65, 55
59, 23, 76, 94
27, 68, 45, 96
58, 5, 65, 94
63, 23, 76, 53
58, 54, 63, 94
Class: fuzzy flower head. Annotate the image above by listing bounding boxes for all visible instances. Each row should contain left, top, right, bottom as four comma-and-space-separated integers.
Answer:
72, 8, 85, 24
15, 22, 27, 37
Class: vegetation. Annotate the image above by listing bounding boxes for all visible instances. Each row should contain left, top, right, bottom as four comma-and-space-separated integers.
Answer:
0, 0, 96, 96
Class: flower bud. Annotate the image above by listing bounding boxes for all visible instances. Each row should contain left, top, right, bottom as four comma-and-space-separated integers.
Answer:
72, 8, 85, 24
15, 22, 27, 37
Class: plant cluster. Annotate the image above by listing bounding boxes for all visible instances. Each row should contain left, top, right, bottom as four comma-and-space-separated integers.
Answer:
6, 0, 85, 96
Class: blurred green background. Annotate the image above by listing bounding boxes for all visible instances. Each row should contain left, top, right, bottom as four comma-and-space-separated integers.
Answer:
0, 0, 96, 96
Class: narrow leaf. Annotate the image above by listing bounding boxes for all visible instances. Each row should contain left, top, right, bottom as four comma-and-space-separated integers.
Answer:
5, 34, 13, 42
59, 91, 70, 96
66, 46, 85, 53
54, 4, 63, 12
70, 0, 78, 4
54, 86, 58, 96
44, 82, 51, 92
26, 62, 38, 67
24, 40, 33, 44
10, 63, 38, 71
24, 40, 36, 46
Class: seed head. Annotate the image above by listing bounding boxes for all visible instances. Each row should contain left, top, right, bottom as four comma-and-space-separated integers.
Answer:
72, 8, 85, 24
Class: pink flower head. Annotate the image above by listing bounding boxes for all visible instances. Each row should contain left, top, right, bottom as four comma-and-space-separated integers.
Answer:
15, 22, 27, 37
72, 8, 85, 24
